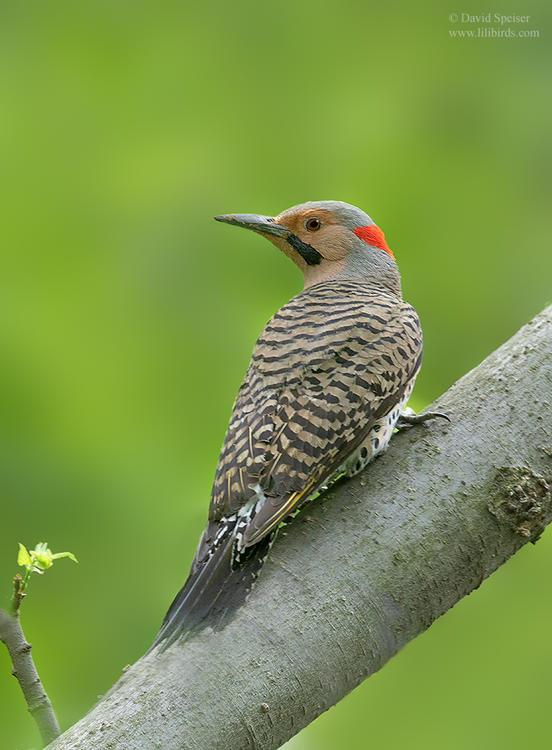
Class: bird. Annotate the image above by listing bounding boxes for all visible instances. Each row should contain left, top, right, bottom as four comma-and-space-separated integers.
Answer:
152, 200, 444, 650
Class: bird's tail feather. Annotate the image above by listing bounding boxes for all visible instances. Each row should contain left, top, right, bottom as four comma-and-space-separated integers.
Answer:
151, 525, 274, 651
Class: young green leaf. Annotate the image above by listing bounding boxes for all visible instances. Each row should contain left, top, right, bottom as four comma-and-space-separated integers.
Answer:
17, 543, 31, 568
51, 552, 78, 564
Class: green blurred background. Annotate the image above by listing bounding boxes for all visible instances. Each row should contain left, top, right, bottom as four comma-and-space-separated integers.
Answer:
1, 1, 551, 748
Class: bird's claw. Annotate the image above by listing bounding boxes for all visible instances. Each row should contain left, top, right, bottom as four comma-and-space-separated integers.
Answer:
396, 410, 451, 430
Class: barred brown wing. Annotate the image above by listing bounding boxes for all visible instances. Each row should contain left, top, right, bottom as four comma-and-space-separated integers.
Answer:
208, 280, 422, 547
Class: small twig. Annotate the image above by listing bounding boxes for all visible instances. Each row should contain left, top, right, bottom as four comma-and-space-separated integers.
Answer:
0, 607, 61, 746
2, 542, 77, 745
12, 572, 26, 615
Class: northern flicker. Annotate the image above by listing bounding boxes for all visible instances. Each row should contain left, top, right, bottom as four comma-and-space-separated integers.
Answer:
153, 200, 443, 649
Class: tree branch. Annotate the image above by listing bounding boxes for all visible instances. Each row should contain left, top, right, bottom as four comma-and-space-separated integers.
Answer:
47, 306, 552, 750
0, 605, 61, 746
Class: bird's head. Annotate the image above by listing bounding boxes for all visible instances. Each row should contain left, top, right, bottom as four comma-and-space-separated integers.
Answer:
215, 200, 401, 295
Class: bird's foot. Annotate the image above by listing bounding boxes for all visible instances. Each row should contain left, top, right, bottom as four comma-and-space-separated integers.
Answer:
396, 407, 451, 431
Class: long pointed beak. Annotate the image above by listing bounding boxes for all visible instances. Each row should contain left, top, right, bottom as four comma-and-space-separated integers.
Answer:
214, 213, 291, 238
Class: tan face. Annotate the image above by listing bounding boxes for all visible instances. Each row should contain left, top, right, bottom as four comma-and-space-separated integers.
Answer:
268, 208, 353, 287
214, 201, 398, 292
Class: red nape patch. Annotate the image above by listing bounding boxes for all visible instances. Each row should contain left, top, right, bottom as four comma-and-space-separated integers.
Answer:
353, 225, 395, 260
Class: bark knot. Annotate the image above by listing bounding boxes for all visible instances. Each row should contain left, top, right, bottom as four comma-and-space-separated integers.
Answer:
487, 466, 551, 542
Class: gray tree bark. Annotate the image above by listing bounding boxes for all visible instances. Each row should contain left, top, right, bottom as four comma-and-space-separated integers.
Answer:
47, 306, 552, 750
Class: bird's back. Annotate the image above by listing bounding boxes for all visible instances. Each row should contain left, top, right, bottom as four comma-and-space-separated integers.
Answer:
209, 279, 422, 542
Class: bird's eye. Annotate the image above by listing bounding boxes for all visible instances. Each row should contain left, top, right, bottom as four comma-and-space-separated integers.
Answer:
304, 217, 321, 232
